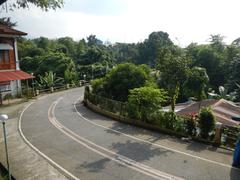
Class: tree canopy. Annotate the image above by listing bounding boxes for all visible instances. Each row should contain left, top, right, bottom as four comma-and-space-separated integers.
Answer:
1, 0, 64, 11
184, 67, 209, 101
16, 31, 240, 103
91, 63, 151, 102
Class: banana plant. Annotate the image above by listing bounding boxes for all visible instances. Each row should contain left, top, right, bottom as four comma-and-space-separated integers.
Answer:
208, 86, 236, 101
37, 71, 63, 89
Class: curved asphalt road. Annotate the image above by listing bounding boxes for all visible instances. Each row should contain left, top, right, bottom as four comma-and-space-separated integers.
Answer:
20, 87, 240, 180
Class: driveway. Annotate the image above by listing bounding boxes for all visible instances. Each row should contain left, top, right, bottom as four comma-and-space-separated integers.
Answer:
20, 87, 240, 180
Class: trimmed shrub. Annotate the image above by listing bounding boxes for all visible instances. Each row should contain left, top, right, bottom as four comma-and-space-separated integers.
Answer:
198, 107, 216, 139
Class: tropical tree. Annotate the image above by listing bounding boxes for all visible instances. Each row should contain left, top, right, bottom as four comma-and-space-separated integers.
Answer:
0, 17, 16, 27
208, 86, 236, 101
20, 51, 77, 83
33, 37, 51, 50
18, 38, 45, 59
57, 37, 77, 59
227, 56, 240, 91
87, 35, 103, 46
184, 67, 209, 102
127, 86, 168, 122
37, 71, 63, 89
91, 63, 151, 102
111, 43, 139, 64
138, 31, 173, 66
35, 52, 77, 79
158, 51, 190, 114
235, 83, 240, 102
209, 34, 225, 52
79, 46, 113, 65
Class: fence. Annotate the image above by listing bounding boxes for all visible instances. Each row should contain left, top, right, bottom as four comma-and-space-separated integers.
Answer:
84, 89, 240, 149
222, 125, 240, 148
85, 91, 128, 116
0, 82, 87, 106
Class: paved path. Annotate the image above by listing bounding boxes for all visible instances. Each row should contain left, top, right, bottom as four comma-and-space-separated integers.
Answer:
0, 102, 67, 180
19, 87, 240, 179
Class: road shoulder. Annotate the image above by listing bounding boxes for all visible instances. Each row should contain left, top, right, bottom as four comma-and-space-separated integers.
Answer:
0, 101, 67, 180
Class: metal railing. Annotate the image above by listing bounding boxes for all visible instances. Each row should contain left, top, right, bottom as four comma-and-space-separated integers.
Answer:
85, 89, 240, 148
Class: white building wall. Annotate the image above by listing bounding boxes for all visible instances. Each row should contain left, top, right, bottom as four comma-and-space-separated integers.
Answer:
14, 38, 20, 70
11, 80, 21, 97
0, 80, 21, 99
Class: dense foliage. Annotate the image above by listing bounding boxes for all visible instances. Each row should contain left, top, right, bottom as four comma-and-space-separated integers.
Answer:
91, 63, 152, 101
17, 35, 115, 89
127, 86, 168, 121
184, 67, 209, 101
0, 0, 64, 11
198, 107, 216, 138
16, 31, 240, 101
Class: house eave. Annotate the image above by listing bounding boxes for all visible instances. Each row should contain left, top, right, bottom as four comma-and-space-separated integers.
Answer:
0, 34, 25, 38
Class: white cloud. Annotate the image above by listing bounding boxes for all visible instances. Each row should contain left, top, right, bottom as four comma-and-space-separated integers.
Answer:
1, 0, 240, 46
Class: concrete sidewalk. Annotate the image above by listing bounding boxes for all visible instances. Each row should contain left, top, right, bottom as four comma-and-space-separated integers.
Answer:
0, 102, 67, 180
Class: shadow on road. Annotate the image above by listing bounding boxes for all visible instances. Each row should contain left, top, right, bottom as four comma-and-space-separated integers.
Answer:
111, 140, 173, 162
76, 103, 233, 157
230, 167, 240, 180
79, 158, 111, 172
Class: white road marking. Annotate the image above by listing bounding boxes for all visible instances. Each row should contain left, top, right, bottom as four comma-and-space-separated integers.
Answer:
19, 101, 80, 180
50, 98, 184, 180
73, 97, 238, 170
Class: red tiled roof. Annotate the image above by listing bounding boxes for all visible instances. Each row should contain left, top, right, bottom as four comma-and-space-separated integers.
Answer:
0, 25, 27, 36
0, 70, 34, 82
177, 99, 240, 126
177, 99, 218, 115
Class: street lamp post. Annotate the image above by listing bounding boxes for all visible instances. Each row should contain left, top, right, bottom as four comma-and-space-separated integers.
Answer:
31, 73, 35, 96
83, 74, 86, 84
0, 114, 11, 180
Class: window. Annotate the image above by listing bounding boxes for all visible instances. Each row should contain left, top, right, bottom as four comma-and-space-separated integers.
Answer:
0, 50, 10, 64
4, 51, 9, 63
0, 50, 3, 64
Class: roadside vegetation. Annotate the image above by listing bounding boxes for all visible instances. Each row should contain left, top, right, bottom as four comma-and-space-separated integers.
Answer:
12, 29, 240, 141
9, 31, 239, 101
88, 62, 217, 141
1, 17, 240, 141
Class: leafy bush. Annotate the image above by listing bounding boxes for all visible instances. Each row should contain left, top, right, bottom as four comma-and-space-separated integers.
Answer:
91, 78, 105, 96
198, 107, 216, 138
184, 115, 197, 136
127, 86, 168, 121
91, 63, 152, 101
149, 111, 185, 132
160, 112, 175, 129
174, 116, 185, 133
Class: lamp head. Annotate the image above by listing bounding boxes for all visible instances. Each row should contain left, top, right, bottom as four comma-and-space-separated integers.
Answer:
0, 114, 9, 122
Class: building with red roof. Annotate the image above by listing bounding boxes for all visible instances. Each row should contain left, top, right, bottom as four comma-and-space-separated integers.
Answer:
0, 25, 33, 103
177, 99, 240, 127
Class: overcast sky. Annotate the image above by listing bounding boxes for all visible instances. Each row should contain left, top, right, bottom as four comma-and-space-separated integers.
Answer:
1, 0, 240, 46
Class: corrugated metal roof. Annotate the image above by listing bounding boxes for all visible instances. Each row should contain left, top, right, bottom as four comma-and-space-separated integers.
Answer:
0, 70, 34, 82
176, 99, 240, 126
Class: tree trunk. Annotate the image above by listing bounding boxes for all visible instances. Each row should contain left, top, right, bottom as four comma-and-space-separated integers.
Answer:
170, 83, 180, 120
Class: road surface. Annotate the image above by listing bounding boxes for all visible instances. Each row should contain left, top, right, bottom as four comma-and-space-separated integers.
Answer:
20, 87, 240, 180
